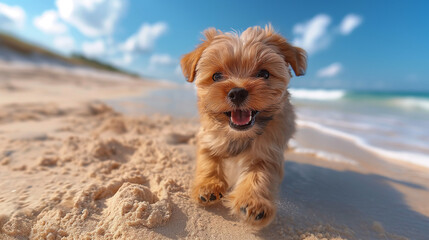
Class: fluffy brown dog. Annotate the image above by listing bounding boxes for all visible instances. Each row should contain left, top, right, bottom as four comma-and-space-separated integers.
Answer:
180, 25, 307, 229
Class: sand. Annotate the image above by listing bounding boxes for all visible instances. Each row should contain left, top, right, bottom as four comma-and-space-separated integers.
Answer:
1, 61, 429, 240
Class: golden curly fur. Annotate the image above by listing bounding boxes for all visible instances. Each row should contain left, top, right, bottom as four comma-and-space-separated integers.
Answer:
180, 25, 307, 229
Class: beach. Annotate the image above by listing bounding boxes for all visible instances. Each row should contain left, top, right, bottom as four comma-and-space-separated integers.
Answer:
1, 61, 429, 240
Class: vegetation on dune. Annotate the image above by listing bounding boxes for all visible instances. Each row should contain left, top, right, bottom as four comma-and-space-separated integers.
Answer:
0, 32, 139, 78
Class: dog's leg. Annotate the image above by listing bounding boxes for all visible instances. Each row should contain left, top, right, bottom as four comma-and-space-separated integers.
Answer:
191, 148, 227, 205
225, 160, 282, 228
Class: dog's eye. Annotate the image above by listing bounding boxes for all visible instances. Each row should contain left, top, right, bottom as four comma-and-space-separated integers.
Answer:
256, 69, 270, 79
212, 72, 223, 82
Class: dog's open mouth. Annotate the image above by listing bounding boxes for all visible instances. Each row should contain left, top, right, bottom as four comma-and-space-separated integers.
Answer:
224, 110, 259, 131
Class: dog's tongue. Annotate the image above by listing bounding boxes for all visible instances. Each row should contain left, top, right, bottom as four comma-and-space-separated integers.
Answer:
231, 110, 251, 125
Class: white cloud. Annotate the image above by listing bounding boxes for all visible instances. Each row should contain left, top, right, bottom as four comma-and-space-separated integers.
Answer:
53, 35, 75, 51
121, 22, 168, 52
0, 2, 26, 30
317, 63, 342, 78
149, 53, 174, 66
82, 40, 105, 56
143, 54, 177, 78
292, 13, 363, 55
293, 14, 332, 55
339, 14, 363, 35
56, 0, 123, 37
34, 10, 67, 35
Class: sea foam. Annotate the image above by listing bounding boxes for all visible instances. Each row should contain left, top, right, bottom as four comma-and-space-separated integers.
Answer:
390, 97, 429, 111
289, 88, 346, 101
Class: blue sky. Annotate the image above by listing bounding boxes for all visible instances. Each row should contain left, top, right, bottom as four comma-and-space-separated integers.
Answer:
0, 0, 428, 92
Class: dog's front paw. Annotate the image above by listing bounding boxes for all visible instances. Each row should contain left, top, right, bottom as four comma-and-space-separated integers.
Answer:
228, 193, 275, 228
192, 179, 226, 206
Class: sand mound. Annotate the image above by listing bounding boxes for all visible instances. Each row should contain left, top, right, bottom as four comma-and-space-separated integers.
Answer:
0, 102, 200, 239
88, 138, 135, 161
105, 182, 171, 228
25, 172, 173, 239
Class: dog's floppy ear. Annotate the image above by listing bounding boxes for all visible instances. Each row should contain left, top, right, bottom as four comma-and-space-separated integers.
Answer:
281, 45, 307, 77
181, 28, 219, 82
265, 27, 307, 76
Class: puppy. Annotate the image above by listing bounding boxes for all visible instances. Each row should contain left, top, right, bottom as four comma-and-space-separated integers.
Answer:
180, 25, 307, 229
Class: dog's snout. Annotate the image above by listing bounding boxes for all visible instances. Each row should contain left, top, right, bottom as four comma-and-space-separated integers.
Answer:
228, 88, 248, 105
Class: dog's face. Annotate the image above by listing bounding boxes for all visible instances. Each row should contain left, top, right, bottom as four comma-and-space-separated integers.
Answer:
181, 26, 306, 138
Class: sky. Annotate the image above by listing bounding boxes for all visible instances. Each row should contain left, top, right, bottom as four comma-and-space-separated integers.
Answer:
0, 0, 428, 92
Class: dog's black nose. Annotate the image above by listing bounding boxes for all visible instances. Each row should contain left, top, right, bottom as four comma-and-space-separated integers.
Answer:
228, 88, 248, 105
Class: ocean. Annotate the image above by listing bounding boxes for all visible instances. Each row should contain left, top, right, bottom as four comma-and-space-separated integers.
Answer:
108, 86, 429, 168
290, 88, 429, 168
